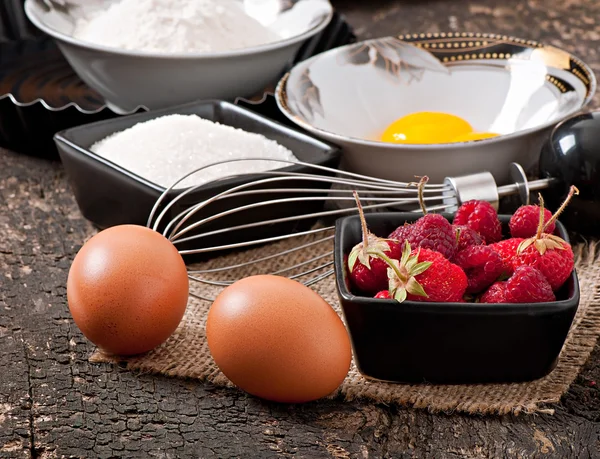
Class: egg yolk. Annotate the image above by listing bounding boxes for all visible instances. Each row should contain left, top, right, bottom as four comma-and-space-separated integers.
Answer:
380, 112, 473, 144
380, 112, 499, 144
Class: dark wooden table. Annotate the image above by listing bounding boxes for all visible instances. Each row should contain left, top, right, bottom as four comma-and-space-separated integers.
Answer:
2, 1, 600, 457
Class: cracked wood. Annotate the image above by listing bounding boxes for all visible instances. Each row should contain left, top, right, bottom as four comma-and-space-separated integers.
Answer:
1, 0, 600, 457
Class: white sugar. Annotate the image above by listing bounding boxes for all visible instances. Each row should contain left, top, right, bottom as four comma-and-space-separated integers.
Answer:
90, 114, 299, 189
72, 0, 281, 54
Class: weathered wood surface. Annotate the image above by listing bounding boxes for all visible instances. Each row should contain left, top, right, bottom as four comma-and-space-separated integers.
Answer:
1, 0, 600, 457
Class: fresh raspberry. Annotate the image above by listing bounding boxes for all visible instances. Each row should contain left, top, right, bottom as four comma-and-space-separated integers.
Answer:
348, 192, 402, 295
504, 266, 556, 302
479, 266, 555, 303
453, 245, 504, 294
488, 237, 524, 276
453, 200, 502, 243
374, 290, 391, 299
404, 248, 467, 302
509, 205, 555, 238
349, 237, 401, 295
388, 223, 413, 246
479, 282, 508, 303
405, 214, 457, 259
453, 224, 485, 252
510, 186, 578, 291
512, 239, 574, 291
383, 244, 466, 303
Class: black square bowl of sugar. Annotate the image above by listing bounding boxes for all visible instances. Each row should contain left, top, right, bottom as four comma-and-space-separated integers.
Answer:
54, 99, 341, 260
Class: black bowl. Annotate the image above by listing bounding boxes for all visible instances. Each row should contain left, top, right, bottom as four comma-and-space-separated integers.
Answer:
334, 212, 580, 384
55, 99, 341, 260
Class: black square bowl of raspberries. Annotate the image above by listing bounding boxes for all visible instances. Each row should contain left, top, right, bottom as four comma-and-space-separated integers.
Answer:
334, 209, 580, 384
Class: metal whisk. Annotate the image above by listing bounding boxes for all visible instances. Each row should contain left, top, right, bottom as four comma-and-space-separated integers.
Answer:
145, 158, 556, 301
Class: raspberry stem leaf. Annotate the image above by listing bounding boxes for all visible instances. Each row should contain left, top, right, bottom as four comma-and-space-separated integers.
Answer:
348, 191, 394, 272
382, 242, 432, 303
517, 186, 578, 256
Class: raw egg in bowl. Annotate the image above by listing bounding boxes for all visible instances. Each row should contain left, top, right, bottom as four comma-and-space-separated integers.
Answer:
275, 33, 595, 184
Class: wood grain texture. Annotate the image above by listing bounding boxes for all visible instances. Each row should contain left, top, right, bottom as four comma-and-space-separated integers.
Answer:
1, 0, 600, 457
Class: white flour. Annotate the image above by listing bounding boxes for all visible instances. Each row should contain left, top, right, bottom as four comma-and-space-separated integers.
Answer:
72, 0, 282, 53
90, 114, 298, 189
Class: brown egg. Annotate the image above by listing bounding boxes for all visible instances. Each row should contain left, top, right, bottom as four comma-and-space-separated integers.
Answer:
206, 275, 352, 403
67, 225, 189, 356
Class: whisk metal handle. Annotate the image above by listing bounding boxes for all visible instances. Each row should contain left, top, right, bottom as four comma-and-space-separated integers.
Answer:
497, 178, 558, 199
443, 171, 499, 212
443, 162, 556, 211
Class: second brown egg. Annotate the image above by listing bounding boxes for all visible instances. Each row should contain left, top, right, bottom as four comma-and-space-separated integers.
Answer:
206, 275, 352, 403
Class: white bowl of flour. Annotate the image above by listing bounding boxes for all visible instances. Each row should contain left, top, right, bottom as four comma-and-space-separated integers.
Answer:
24, 0, 333, 112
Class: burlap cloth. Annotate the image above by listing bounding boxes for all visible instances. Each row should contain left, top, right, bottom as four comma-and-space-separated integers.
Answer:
91, 232, 600, 415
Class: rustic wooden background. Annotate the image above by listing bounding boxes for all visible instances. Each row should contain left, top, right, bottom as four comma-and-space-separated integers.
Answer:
1, 0, 599, 457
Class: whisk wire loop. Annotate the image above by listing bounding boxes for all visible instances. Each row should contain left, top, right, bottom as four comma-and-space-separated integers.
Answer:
147, 157, 453, 233
149, 158, 548, 297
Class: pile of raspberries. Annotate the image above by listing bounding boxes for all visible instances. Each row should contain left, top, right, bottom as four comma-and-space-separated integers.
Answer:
347, 199, 575, 304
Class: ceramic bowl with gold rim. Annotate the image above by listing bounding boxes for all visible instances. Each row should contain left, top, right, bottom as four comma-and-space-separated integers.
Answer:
275, 33, 596, 184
